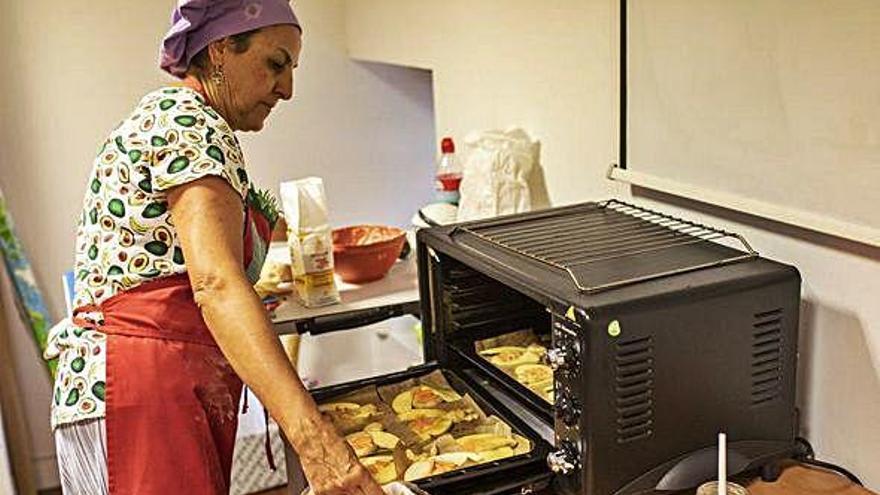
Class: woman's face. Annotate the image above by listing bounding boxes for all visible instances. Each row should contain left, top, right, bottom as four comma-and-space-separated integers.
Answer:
220, 25, 302, 132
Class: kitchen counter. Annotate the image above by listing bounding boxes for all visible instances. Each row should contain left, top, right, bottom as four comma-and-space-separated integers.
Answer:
268, 244, 421, 335
526, 461, 875, 495
746, 462, 875, 495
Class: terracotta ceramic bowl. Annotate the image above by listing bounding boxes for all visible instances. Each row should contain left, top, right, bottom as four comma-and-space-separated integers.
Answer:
332, 225, 407, 283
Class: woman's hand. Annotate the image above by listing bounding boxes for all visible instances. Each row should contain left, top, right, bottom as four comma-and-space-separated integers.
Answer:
291, 413, 385, 495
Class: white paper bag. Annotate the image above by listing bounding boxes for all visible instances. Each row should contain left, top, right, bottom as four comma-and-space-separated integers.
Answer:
456, 128, 550, 222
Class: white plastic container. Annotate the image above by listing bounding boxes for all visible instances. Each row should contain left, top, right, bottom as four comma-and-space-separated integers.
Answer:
696, 481, 750, 495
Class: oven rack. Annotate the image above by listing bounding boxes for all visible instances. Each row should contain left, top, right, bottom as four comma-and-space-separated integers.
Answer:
452, 199, 758, 293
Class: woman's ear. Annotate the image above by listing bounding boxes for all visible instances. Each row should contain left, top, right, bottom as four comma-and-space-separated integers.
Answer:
207, 38, 230, 69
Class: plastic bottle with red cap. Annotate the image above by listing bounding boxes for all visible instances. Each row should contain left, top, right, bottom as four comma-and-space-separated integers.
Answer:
434, 136, 462, 205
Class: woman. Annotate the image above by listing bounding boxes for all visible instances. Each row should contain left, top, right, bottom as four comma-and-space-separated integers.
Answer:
44, 1, 384, 494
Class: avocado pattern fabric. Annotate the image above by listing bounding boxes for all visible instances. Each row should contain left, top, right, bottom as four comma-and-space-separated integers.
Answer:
45, 86, 274, 429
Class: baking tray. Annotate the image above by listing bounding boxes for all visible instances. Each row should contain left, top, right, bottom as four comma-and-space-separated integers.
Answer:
310, 364, 552, 495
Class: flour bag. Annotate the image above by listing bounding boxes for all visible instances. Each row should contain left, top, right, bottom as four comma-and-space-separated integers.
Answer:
279, 177, 341, 307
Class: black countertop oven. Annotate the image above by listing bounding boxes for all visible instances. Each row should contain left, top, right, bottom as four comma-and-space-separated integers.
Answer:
313, 199, 801, 495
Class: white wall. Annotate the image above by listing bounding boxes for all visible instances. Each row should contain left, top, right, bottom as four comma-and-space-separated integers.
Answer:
345, 0, 620, 205
0, 0, 434, 489
345, 0, 880, 488
241, 0, 436, 227
627, 0, 880, 235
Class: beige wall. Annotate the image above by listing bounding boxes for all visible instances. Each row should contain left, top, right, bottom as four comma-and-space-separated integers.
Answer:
345, 0, 880, 488
0, 0, 434, 489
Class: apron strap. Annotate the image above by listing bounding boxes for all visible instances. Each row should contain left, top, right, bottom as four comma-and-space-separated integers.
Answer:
241, 387, 250, 414
264, 407, 277, 471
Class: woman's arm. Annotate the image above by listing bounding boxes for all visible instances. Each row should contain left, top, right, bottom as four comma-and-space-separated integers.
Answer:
168, 176, 383, 495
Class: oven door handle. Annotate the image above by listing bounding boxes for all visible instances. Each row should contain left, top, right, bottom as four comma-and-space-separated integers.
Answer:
465, 472, 554, 495
296, 302, 422, 335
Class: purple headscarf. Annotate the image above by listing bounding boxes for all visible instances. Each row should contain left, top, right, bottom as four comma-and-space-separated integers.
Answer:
160, 0, 301, 78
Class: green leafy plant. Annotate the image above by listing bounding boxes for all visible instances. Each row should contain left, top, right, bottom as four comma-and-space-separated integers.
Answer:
247, 185, 281, 230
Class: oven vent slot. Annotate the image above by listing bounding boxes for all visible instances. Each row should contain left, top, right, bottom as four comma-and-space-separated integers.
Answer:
751, 309, 784, 406
615, 336, 655, 444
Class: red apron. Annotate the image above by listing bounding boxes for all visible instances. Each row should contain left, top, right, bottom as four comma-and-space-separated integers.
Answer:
74, 202, 273, 495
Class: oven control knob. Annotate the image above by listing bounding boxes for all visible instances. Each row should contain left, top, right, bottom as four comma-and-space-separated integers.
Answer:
547, 443, 578, 475
555, 394, 581, 427
548, 348, 570, 371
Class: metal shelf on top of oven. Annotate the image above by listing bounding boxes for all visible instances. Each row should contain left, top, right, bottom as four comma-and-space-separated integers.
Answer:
451, 199, 758, 294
